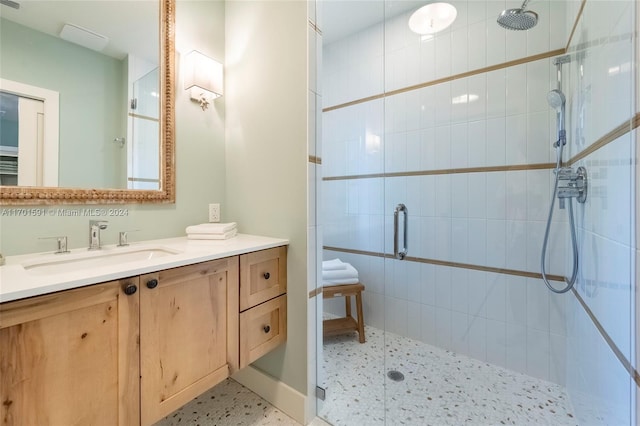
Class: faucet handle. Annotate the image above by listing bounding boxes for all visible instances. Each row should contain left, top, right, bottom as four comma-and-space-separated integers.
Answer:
39, 236, 70, 254
90, 220, 109, 229
117, 229, 140, 247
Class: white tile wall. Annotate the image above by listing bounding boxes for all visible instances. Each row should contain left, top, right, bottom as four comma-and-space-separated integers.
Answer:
322, 0, 572, 385
320, 3, 637, 416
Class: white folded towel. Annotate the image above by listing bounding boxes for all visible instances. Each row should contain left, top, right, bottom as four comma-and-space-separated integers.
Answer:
322, 263, 358, 281
323, 277, 360, 285
322, 258, 348, 271
186, 222, 237, 235
187, 229, 237, 240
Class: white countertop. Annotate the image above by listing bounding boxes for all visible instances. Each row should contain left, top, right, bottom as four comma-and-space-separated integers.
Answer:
0, 234, 288, 303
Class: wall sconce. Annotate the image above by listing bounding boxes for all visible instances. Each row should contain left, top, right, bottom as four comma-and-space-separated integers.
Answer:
184, 50, 223, 110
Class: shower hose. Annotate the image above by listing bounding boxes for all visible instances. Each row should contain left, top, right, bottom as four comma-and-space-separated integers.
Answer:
540, 138, 579, 294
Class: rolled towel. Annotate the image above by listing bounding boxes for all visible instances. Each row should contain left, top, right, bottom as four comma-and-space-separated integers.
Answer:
187, 229, 237, 240
322, 263, 358, 281
186, 222, 237, 235
323, 278, 360, 285
322, 258, 348, 271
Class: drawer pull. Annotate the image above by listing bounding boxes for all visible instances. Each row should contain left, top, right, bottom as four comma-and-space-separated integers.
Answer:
263, 325, 271, 333
123, 283, 138, 295
146, 279, 159, 289
263, 272, 271, 280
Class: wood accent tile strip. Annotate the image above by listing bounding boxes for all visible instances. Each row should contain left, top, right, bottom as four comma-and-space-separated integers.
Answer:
309, 155, 322, 165
128, 113, 160, 123
571, 288, 640, 388
568, 115, 640, 166
323, 163, 555, 181
127, 177, 160, 183
323, 49, 566, 113
308, 19, 322, 35
323, 246, 565, 282
566, 0, 587, 52
308, 287, 322, 299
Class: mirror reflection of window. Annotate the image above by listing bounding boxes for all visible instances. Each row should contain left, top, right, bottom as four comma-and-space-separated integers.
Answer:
0, 92, 19, 186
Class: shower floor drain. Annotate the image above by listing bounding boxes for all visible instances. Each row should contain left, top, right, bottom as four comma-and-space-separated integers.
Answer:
387, 370, 405, 382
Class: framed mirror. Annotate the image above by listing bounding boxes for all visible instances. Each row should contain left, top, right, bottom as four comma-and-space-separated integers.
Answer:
0, 0, 175, 204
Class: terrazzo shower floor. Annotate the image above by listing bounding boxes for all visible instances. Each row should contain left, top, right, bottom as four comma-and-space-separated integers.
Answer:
319, 325, 577, 426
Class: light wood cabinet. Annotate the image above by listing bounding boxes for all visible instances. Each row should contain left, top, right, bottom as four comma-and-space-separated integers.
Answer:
0, 279, 140, 426
139, 258, 239, 425
238, 246, 287, 368
240, 246, 287, 311
240, 294, 287, 368
0, 246, 287, 426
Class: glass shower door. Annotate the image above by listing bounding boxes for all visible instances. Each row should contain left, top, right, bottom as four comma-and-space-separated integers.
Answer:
317, 0, 388, 424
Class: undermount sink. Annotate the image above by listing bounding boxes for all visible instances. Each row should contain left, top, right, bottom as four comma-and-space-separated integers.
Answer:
22, 246, 182, 275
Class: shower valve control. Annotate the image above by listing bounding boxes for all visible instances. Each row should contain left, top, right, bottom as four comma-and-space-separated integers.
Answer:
556, 166, 587, 208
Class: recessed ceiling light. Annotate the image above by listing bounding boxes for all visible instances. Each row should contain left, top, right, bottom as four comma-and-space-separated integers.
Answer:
409, 2, 457, 35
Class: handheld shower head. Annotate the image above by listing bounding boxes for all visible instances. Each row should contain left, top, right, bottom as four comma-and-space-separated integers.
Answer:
548, 89, 566, 151
547, 89, 565, 111
497, 0, 538, 30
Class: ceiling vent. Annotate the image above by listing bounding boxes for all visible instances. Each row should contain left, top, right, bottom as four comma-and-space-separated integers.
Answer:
59, 23, 108, 52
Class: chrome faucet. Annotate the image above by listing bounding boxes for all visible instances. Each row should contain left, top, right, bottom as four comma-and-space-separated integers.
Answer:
89, 220, 108, 250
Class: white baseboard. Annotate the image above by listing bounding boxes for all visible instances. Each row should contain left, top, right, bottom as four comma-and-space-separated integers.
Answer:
232, 366, 308, 424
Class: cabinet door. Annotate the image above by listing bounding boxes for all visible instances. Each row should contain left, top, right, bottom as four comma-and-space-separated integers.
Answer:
0, 279, 140, 426
140, 257, 239, 425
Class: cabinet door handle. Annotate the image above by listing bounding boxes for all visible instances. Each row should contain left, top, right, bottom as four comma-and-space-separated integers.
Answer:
263, 325, 271, 333
263, 272, 271, 280
146, 279, 158, 289
123, 283, 138, 295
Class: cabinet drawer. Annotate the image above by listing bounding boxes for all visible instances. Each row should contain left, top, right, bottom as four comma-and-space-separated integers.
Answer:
240, 246, 287, 311
239, 295, 287, 368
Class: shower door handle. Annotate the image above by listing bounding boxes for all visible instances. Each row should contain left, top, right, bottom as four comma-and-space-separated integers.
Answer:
394, 204, 408, 260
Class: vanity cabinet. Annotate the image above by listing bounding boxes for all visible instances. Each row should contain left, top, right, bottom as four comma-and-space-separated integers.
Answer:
139, 257, 239, 425
0, 279, 140, 426
0, 245, 287, 426
239, 246, 287, 368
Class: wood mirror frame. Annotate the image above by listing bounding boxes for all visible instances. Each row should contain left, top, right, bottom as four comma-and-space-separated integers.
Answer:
0, 0, 175, 205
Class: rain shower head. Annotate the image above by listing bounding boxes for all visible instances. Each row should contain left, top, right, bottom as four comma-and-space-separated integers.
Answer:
497, 0, 538, 30
547, 89, 566, 111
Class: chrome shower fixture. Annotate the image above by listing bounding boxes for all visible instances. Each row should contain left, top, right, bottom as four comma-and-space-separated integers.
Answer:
540, 55, 587, 294
556, 166, 587, 209
546, 89, 565, 112
497, 0, 538, 31
547, 89, 566, 148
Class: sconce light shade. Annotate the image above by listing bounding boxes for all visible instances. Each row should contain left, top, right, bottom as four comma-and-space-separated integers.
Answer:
184, 50, 223, 110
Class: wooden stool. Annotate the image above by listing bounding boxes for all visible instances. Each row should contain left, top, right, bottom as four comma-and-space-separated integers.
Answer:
322, 283, 365, 343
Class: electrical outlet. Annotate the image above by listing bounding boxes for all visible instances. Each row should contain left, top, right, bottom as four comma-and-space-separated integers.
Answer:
208, 203, 220, 222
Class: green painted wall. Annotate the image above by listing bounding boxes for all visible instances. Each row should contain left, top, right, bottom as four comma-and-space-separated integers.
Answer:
0, 18, 126, 188
225, 0, 308, 396
0, 1, 226, 255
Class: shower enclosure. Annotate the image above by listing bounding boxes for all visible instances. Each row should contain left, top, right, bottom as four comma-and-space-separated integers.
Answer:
315, 0, 637, 425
